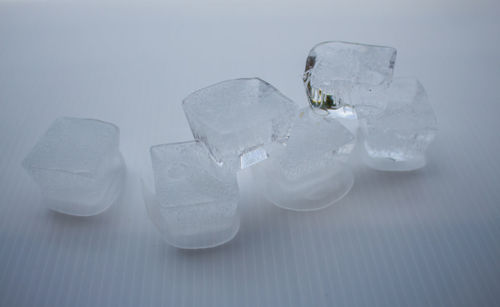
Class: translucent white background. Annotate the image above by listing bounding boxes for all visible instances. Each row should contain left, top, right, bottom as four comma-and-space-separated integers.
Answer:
1, 1, 499, 306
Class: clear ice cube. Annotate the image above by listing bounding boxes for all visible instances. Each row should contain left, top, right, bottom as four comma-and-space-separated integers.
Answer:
303, 41, 396, 112
146, 140, 239, 249
253, 108, 356, 211
22, 117, 126, 216
358, 78, 438, 171
182, 78, 298, 170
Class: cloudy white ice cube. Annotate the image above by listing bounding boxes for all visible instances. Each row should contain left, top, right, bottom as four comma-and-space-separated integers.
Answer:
146, 141, 239, 249
253, 108, 356, 211
22, 117, 126, 216
358, 78, 438, 171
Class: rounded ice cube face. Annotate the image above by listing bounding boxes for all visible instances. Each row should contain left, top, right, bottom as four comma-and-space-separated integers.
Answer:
182, 78, 298, 171
303, 41, 397, 112
359, 78, 438, 171
253, 109, 356, 211
146, 141, 240, 249
22, 117, 126, 216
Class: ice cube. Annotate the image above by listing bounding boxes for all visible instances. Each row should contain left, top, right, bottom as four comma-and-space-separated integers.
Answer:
182, 78, 298, 171
253, 108, 356, 211
358, 78, 438, 171
303, 41, 396, 112
22, 117, 126, 216
146, 140, 239, 249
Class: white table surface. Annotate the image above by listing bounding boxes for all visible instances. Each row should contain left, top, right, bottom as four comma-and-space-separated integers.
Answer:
1, 1, 499, 306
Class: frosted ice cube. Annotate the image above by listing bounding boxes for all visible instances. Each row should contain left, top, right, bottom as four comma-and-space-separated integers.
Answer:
146, 141, 239, 249
271, 108, 355, 179
303, 41, 396, 112
150, 141, 238, 206
253, 108, 356, 211
358, 78, 438, 171
22, 117, 126, 216
182, 78, 298, 170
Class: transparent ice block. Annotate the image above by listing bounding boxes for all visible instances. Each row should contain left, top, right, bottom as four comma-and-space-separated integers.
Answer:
182, 78, 298, 171
252, 108, 356, 211
22, 117, 126, 216
303, 41, 396, 115
144, 141, 240, 249
357, 78, 438, 171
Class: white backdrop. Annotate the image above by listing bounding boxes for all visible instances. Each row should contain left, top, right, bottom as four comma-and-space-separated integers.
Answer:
1, 1, 500, 306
